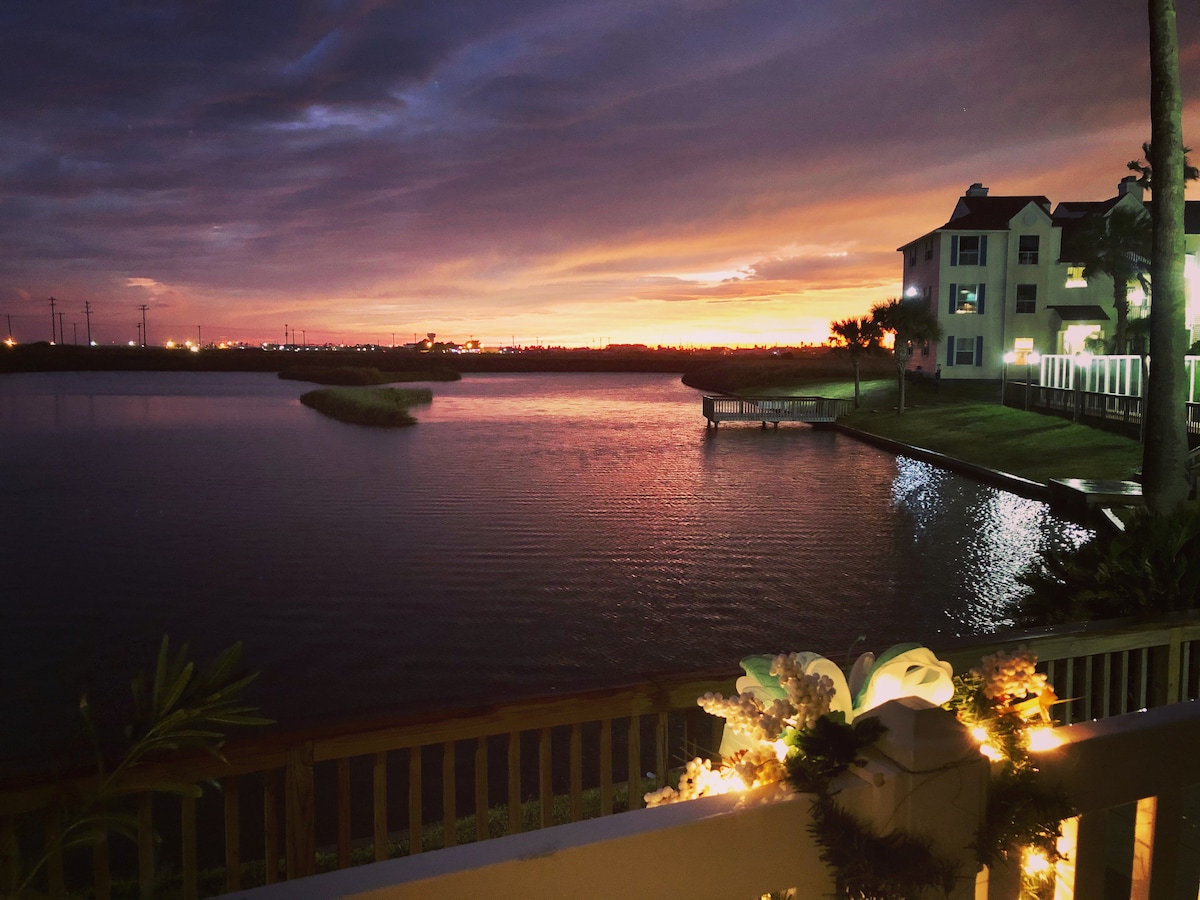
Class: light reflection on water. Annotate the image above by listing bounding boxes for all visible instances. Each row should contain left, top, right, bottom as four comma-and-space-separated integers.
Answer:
0, 371, 1092, 765
890, 458, 1092, 631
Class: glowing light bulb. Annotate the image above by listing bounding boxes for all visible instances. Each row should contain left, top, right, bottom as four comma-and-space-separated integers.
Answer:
1027, 727, 1063, 752
970, 726, 988, 743
979, 743, 1003, 762
1022, 848, 1051, 876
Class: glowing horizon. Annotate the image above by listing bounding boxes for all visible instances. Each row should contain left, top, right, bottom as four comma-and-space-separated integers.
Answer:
1, 3, 1196, 349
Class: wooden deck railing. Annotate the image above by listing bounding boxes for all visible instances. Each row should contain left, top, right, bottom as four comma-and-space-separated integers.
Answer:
3, 612, 1200, 899
1007, 382, 1200, 444
239, 690, 1200, 900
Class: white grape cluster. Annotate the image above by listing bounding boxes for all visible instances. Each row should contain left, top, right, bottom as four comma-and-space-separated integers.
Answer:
697, 691, 791, 742
769, 654, 835, 729
644, 757, 716, 807
729, 745, 786, 791
975, 645, 1047, 702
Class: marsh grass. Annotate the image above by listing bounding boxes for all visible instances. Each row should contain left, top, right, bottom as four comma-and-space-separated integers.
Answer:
299, 386, 433, 427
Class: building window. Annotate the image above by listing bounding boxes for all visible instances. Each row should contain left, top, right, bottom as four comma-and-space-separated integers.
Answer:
924, 240, 933, 261
1018, 235, 1040, 264
946, 335, 982, 367
1066, 265, 1087, 288
1015, 284, 1037, 314
949, 282, 985, 314
957, 235, 981, 266
908, 247, 917, 267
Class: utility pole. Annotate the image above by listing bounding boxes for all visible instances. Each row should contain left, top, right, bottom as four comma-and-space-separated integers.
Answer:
5, 313, 12, 340
197, 325, 202, 348
137, 304, 149, 347
58, 312, 65, 345
302, 329, 306, 347
49, 296, 57, 343
284, 324, 288, 347
136, 321, 142, 346
72, 322, 78, 345
84, 301, 93, 346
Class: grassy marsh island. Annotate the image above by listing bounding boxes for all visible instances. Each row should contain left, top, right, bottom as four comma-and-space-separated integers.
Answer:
299, 386, 433, 426
279, 365, 460, 385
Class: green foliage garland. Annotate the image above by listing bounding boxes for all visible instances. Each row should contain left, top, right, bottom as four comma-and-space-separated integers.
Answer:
784, 715, 958, 899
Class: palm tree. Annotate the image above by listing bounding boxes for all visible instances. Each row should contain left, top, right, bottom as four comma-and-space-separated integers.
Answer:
870, 298, 943, 415
1073, 205, 1152, 353
1143, 0, 1191, 514
829, 316, 883, 408
1127, 140, 1200, 187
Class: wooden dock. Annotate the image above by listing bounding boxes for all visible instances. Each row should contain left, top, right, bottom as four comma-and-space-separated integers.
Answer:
702, 395, 853, 428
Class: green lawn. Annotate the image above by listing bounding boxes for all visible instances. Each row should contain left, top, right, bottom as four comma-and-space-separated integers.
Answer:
743, 375, 1143, 485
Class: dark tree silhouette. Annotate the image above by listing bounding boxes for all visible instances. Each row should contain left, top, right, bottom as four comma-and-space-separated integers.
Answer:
829, 316, 883, 408
1074, 205, 1152, 353
870, 298, 943, 415
1127, 140, 1200, 187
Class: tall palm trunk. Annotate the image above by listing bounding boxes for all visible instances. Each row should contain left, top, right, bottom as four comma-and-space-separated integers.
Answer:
1112, 281, 1130, 354
1142, 0, 1190, 513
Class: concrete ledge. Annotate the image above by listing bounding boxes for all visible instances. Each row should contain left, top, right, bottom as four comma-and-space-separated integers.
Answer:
832, 424, 1051, 503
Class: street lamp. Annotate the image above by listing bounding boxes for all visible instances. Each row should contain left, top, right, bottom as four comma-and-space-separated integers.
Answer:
1002, 351, 1016, 406
1024, 351, 1041, 411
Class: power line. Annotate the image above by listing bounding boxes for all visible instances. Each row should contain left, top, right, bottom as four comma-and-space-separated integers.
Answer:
137, 304, 149, 347
84, 301, 93, 346
48, 296, 57, 343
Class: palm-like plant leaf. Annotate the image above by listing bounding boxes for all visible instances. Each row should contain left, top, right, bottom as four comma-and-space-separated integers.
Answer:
14, 636, 271, 898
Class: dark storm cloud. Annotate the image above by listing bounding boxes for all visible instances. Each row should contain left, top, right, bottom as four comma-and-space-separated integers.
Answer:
0, 0, 1195, 343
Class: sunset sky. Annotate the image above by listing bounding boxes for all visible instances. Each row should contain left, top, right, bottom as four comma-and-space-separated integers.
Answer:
2, 1, 1197, 348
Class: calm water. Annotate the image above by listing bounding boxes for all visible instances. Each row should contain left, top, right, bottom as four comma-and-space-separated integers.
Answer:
0, 371, 1090, 766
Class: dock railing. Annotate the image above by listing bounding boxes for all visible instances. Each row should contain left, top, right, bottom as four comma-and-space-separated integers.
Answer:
3, 612, 1200, 899
702, 395, 853, 427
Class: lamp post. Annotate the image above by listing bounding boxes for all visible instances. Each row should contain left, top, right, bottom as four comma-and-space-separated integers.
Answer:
1025, 351, 1041, 412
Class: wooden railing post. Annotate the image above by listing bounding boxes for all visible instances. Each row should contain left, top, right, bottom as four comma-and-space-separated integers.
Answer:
285, 742, 315, 879
136, 793, 153, 900
0, 816, 15, 898
1165, 627, 1183, 705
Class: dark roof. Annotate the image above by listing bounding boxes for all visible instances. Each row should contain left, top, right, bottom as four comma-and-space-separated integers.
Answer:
1052, 198, 1134, 263
1046, 305, 1110, 321
942, 195, 1052, 230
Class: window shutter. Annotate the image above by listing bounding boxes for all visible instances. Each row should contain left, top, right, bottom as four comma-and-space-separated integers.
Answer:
975, 336, 984, 367
948, 283, 957, 314
946, 336, 956, 366
950, 236, 959, 266
977, 284, 986, 314
979, 235, 988, 266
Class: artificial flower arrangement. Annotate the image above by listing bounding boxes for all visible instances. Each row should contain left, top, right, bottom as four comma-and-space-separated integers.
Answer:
646, 643, 1071, 900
